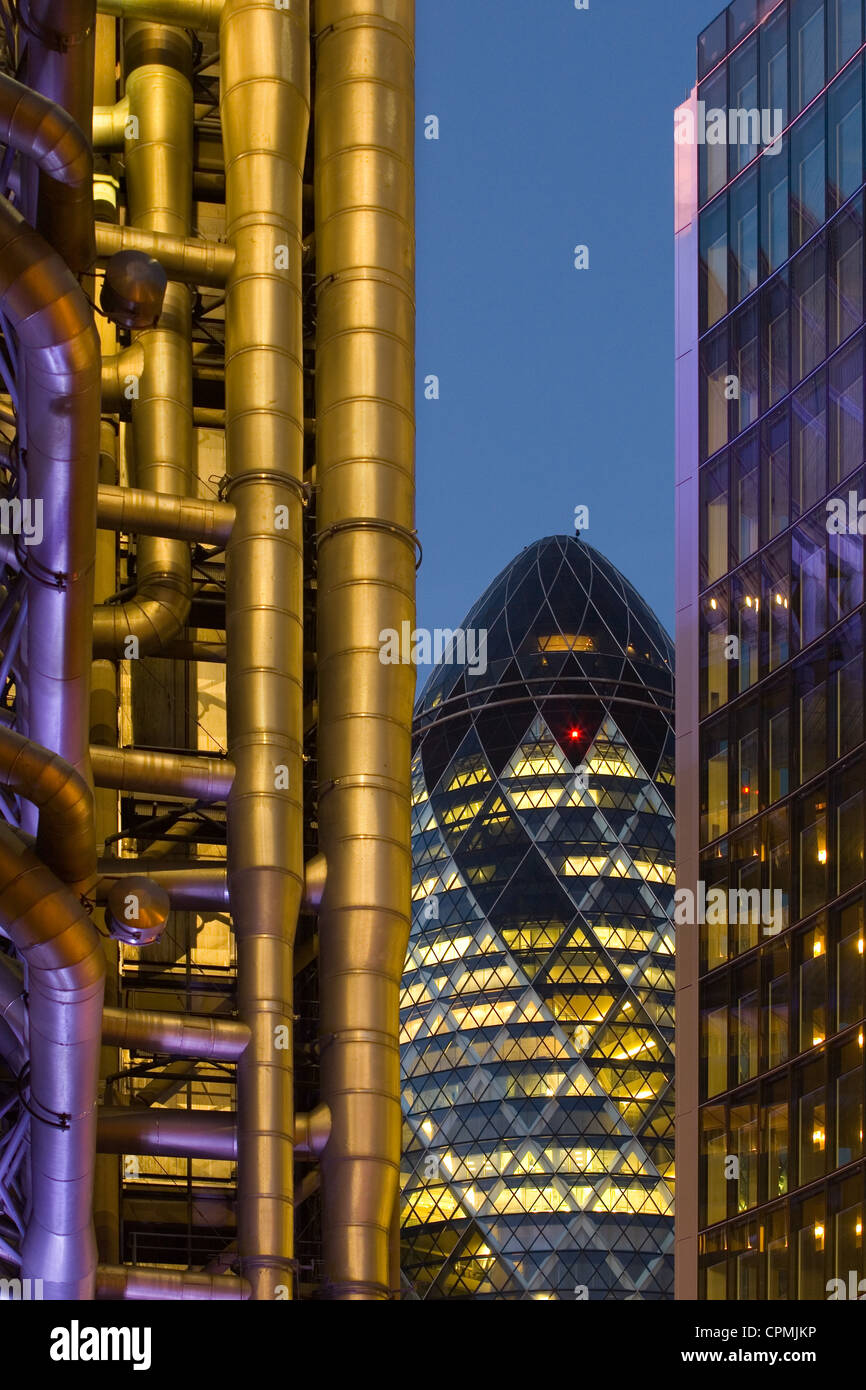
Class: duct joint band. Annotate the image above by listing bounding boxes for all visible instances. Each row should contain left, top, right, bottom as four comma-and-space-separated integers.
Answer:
224, 471, 309, 504
19, 8, 94, 49
319, 772, 409, 800
321, 1029, 402, 1052
316, 518, 421, 568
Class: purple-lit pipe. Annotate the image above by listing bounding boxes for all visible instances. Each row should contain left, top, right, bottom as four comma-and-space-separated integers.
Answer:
0, 198, 100, 797
0, 823, 105, 1300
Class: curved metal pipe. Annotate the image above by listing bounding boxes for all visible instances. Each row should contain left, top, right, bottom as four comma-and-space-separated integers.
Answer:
100, 342, 145, 413
92, 95, 129, 149
20, 0, 97, 271
92, 22, 195, 660
97, 484, 234, 547
0, 198, 100, 790
294, 1102, 331, 1160
220, 0, 309, 1300
96, 1264, 250, 1300
95, 222, 234, 287
91, 744, 234, 801
0, 822, 105, 1299
101, 1006, 249, 1060
315, 0, 416, 1300
98, 1106, 237, 1160
0, 727, 97, 894
0, 72, 93, 193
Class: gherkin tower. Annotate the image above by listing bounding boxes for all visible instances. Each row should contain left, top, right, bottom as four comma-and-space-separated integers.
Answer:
400, 535, 676, 1299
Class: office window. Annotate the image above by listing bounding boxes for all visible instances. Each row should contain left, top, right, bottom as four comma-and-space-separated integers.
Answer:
733, 433, 761, 562
791, 99, 827, 250
836, 898, 865, 1029
701, 326, 730, 461
730, 36, 761, 177
762, 406, 791, 540
835, 759, 864, 896
701, 455, 730, 586
792, 513, 828, 648
701, 196, 729, 330
702, 586, 731, 716
828, 58, 863, 212
797, 646, 828, 782
829, 334, 864, 487
763, 270, 791, 408
703, 718, 730, 843
829, 197, 864, 350
799, 787, 830, 918
767, 941, 791, 1068
764, 541, 791, 672
792, 234, 827, 383
791, 0, 826, 117
761, 134, 790, 274
831, 614, 864, 756
834, 1038, 864, 1165
791, 374, 828, 518
731, 169, 760, 305
731, 303, 761, 434
733, 562, 761, 690
799, 924, 829, 1053
761, 4, 789, 127
829, 0, 863, 75
700, 67, 729, 205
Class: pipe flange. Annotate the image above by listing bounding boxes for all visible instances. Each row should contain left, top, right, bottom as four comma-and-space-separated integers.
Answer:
315, 517, 422, 569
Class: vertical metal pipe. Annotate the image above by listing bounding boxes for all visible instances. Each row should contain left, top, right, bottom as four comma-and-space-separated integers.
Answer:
315, 0, 416, 1299
20, 0, 97, 270
0, 199, 100, 797
0, 823, 105, 1300
92, 22, 194, 658
220, 0, 309, 1300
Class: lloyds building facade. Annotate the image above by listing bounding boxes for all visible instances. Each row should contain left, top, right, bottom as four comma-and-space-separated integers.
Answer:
676, 0, 866, 1299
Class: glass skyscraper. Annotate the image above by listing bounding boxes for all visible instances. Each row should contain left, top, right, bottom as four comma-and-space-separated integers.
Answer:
399, 535, 676, 1299
676, 0, 866, 1300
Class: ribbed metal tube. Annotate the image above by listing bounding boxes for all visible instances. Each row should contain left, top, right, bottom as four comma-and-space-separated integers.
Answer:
95, 222, 235, 287
98, 1106, 237, 1159
315, 0, 416, 1299
0, 823, 105, 1299
92, 23, 194, 659
0, 199, 100, 791
102, 1006, 250, 1060
91, 744, 234, 801
96, 1264, 251, 1300
97, 483, 234, 546
19, 0, 97, 271
220, 0, 309, 1300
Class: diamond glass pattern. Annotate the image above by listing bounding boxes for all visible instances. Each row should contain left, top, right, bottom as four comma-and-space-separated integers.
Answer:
401, 536, 676, 1299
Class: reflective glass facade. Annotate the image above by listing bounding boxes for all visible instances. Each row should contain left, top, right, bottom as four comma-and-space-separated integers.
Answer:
400, 536, 676, 1298
679, 0, 866, 1300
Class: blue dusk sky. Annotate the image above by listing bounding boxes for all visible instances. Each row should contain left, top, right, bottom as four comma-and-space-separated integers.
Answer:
414, 0, 726, 686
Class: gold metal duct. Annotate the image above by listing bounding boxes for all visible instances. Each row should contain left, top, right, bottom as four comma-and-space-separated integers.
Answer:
220, 0, 309, 1300
97, 0, 224, 26
315, 0, 416, 1299
92, 21, 194, 659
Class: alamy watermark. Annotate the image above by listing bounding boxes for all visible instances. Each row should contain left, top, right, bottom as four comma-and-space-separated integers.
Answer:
0, 497, 42, 545
379, 622, 488, 676
674, 884, 783, 936
675, 102, 783, 154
